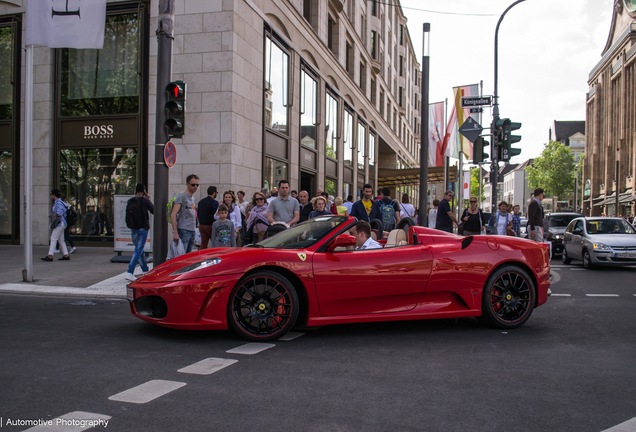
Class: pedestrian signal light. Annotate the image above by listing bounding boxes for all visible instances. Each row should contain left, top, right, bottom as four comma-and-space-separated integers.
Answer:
165, 81, 186, 138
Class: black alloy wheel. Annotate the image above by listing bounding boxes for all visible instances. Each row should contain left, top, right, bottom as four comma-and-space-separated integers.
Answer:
561, 247, 572, 265
227, 270, 299, 341
480, 266, 535, 329
582, 249, 595, 270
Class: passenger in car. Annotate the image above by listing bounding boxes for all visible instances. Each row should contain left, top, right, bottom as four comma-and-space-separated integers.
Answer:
354, 221, 382, 250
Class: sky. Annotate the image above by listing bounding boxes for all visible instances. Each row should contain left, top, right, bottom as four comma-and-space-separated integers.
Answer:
400, 0, 615, 164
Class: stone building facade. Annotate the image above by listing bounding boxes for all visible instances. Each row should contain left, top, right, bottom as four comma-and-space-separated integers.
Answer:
0, 0, 421, 246
584, 0, 636, 217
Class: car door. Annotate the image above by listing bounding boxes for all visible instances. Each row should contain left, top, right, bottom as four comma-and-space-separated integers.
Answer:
569, 220, 585, 258
312, 245, 433, 317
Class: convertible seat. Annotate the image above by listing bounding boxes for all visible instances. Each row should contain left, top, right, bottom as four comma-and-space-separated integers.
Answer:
385, 228, 407, 247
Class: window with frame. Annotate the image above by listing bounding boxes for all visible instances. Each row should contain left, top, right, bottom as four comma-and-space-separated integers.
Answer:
60, 12, 140, 117
368, 132, 376, 167
357, 121, 366, 170
343, 109, 354, 166
300, 67, 317, 149
265, 32, 290, 135
325, 91, 339, 160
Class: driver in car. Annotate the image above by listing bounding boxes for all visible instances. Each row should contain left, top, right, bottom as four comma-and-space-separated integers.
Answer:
354, 221, 382, 250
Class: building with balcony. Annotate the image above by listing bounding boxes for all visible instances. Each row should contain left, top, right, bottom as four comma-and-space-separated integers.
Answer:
0, 0, 422, 246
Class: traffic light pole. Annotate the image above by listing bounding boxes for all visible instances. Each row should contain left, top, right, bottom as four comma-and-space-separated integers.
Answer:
153, 0, 174, 267
491, 0, 526, 216
418, 23, 430, 226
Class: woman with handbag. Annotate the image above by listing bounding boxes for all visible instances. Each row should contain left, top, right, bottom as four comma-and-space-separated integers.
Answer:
460, 196, 485, 236
245, 192, 269, 244
42, 189, 70, 261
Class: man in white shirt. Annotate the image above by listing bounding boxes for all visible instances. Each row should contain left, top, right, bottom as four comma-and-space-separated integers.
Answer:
354, 221, 382, 250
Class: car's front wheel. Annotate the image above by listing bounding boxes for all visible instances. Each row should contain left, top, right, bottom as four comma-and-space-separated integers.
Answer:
562, 247, 572, 265
582, 249, 595, 270
227, 270, 299, 342
480, 266, 536, 329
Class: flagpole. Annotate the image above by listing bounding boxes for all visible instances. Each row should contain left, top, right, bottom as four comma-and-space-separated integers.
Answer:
23, 45, 33, 282
444, 99, 449, 191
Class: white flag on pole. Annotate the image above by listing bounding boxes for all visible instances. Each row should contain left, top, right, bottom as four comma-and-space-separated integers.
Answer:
25, 0, 107, 49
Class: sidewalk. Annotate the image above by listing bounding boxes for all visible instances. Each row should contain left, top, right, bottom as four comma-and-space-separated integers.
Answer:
0, 245, 151, 299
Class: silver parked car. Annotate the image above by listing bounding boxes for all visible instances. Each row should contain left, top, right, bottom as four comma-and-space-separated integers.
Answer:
562, 217, 636, 269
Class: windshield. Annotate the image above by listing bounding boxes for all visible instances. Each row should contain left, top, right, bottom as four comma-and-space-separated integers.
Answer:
256, 216, 350, 249
586, 219, 636, 235
549, 215, 579, 228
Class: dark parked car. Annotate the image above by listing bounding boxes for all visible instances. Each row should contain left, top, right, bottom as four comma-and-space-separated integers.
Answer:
544, 212, 583, 257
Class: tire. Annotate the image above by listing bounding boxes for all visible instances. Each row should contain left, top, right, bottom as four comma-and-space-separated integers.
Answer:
561, 247, 572, 265
480, 265, 536, 329
582, 249, 595, 270
227, 270, 299, 342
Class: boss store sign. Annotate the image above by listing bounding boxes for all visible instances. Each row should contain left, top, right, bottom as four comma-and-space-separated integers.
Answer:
60, 118, 138, 147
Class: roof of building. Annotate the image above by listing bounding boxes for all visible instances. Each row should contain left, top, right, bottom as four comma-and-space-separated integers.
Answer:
553, 121, 585, 146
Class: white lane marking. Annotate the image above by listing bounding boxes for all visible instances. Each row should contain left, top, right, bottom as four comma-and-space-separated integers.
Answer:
178, 358, 238, 375
22, 411, 111, 431
570, 268, 587, 271
601, 416, 636, 431
550, 265, 569, 268
279, 332, 305, 341
226, 343, 275, 355
551, 294, 571, 297
586, 294, 620, 297
108, 379, 186, 404
551, 267, 561, 271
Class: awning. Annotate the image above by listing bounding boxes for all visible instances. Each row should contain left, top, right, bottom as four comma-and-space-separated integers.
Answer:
377, 166, 458, 187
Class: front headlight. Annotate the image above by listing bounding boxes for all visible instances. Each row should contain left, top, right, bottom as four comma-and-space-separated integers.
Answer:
171, 258, 222, 276
554, 234, 563, 240
592, 243, 612, 251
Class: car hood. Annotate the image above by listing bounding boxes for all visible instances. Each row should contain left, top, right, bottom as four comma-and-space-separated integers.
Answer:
549, 227, 566, 235
586, 234, 636, 247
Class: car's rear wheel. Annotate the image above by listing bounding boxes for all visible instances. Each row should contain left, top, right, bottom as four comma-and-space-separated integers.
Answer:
480, 266, 535, 329
227, 270, 299, 342
561, 247, 572, 265
582, 249, 595, 270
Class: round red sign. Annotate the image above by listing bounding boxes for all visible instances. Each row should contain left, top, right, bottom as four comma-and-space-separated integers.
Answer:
164, 141, 177, 168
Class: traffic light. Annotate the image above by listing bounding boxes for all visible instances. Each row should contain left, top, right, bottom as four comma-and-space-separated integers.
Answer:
494, 118, 522, 161
165, 81, 186, 138
473, 136, 489, 163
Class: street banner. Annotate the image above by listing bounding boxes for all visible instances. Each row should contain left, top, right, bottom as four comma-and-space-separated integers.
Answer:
25, 0, 107, 49
443, 84, 480, 160
428, 102, 445, 167
463, 170, 471, 200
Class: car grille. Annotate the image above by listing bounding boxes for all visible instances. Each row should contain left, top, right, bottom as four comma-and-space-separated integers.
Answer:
611, 246, 636, 251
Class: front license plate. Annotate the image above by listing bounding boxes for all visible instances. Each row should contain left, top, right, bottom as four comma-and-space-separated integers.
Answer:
127, 287, 134, 301
615, 253, 636, 259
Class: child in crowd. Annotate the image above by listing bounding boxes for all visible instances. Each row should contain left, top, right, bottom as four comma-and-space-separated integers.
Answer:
211, 204, 236, 248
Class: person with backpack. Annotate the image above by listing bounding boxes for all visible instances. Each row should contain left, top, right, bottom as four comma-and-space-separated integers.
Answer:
41, 189, 71, 262
55, 193, 77, 254
170, 174, 199, 254
197, 186, 218, 250
350, 184, 381, 223
376, 187, 401, 231
125, 183, 154, 281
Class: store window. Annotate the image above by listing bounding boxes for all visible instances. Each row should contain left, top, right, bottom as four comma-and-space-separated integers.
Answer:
325, 92, 338, 160
369, 132, 376, 167
60, 13, 139, 117
0, 24, 16, 240
357, 122, 366, 170
265, 33, 289, 135
343, 109, 354, 166
300, 68, 317, 149
60, 148, 137, 241
263, 157, 288, 193
325, 178, 336, 196
0, 152, 12, 239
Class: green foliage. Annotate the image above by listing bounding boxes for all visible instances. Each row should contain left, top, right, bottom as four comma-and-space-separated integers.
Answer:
468, 167, 485, 206
527, 140, 575, 198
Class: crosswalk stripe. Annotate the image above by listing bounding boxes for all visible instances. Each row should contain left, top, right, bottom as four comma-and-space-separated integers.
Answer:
586, 294, 619, 297
551, 294, 571, 297
279, 332, 305, 341
601, 416, 636, 431
226, 343, 275, 355
22, 411, 111, 431
178, 358, 238, 375
108, 379, 186, 404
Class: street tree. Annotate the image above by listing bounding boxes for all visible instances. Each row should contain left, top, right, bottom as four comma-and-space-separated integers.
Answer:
469, 167, 486, 206
527, 140, 575, 198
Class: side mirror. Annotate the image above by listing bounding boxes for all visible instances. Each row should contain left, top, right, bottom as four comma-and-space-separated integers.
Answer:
327, 234, 357, 252
572, 228, 583, 235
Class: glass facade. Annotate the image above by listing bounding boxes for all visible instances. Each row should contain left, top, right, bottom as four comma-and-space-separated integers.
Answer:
0, 26, 12, 120
264, 34, 289, 135
325, 92, 338, 159
60, 13, 139, 117
0, 151, 12, 239
300, 69, 317, 149
357, 122, 366, 170
343, 110, 353, 166
369, 133, 376, 167
263, 157, 288, 193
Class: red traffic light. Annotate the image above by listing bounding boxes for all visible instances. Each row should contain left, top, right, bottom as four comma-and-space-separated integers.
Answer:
166, 82, 184, 98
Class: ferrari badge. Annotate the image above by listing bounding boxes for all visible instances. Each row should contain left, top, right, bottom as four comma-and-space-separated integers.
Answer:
297, 253, 307, 262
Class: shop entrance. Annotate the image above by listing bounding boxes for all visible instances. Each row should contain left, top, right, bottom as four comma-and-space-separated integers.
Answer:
300, 171, 315, 197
